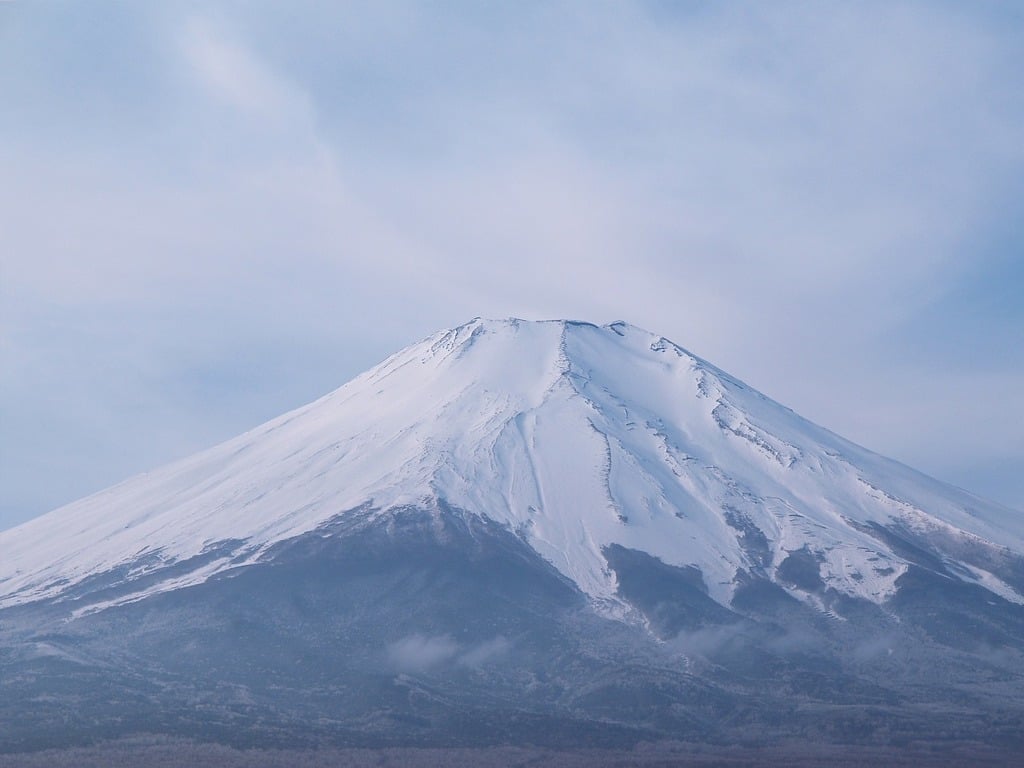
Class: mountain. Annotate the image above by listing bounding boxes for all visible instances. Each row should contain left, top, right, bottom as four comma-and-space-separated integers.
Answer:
2, 318, 1023, 761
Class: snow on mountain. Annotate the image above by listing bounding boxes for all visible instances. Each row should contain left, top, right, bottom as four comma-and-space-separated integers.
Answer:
2, 318, 1022, 614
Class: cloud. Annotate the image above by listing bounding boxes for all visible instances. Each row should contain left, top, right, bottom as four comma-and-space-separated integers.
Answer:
458, 636, 513, 668
385, 634, 512, 672
851, 633, 897, 663
386, 634, 460, 672
1, 1, 1022, 528
181, 16, 301, 117
667, 624, 747, 658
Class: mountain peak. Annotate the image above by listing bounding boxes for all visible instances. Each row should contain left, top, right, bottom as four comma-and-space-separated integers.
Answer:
2, 318, 1022, 617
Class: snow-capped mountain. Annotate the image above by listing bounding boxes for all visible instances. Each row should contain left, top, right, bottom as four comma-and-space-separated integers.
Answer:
3, 319, 1024, 756
2, 318, 1021, 615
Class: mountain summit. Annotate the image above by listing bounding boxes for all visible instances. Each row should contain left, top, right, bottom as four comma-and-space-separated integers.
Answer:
3, 318, 1021, 614
3, 318, 1024, 756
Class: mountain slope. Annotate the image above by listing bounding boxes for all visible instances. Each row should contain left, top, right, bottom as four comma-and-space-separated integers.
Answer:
2, 318, 1021, 616
3, 318, 1024, 757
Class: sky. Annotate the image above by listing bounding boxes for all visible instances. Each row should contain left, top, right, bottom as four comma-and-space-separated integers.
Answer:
1, 1, 1022, 531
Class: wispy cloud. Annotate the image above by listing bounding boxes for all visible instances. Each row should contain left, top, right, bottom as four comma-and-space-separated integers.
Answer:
385, 634, 511, 672
1, 1, 1022, 527
182, 16, 301, 117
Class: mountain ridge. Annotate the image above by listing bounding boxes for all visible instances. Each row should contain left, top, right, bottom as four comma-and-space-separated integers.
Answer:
2, 317, 1021, 618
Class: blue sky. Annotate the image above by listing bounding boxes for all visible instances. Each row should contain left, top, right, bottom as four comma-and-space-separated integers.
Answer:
1, 1, 1022, 530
